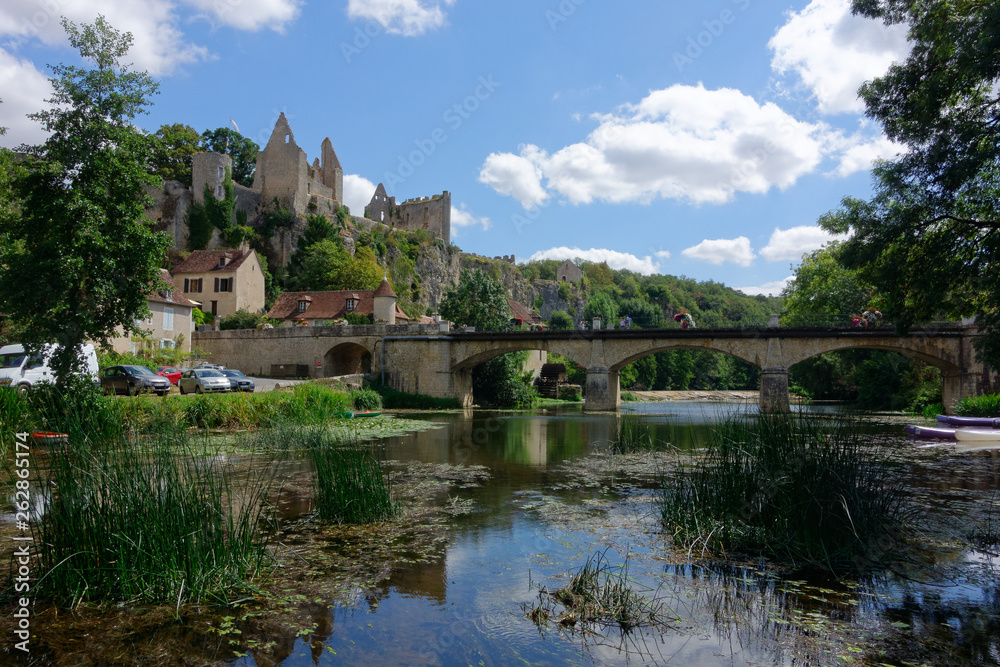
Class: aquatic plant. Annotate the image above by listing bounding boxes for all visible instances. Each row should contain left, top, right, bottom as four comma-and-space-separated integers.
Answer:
525, 550, 673, 632
608, 413, 658, 454
954, 393, 1000, 418
298, 427, 397, 524
26, 430, 275, 606
657, 413, 913, 572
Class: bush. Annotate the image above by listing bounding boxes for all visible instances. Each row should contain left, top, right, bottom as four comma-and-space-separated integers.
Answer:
220, 309, 266, 330
369, 382, 461, 409
954, 393, 1000, 417
349, 387, 382, 411
548, 310, 574, 330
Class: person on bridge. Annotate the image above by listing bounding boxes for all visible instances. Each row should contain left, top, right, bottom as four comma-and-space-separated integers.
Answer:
863, 307, 882, 327
674, 311, 696, 329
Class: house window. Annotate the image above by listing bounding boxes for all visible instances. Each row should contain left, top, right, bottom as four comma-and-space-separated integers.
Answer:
216, 185, 223, 198
345, 299, 356, 312
218, 166, 224, 180
298, 300, 308, 312
160, 339, 174, 350
214, 277, 232, 292
163, 306, 174, 331
218, 257, 227, 268
210, 301, 218, 316
189, 278, 202, 293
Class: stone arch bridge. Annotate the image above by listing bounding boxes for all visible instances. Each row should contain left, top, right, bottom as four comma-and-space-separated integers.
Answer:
193, 323, 992, 413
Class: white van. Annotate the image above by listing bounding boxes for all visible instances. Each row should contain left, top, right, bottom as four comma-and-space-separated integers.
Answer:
0, 343, 99, 392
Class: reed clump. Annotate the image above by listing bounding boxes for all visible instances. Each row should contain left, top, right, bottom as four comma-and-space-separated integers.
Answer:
657, 413, 912, 573
954, 393, 1000, 418
609, 413, 658, 454
526, 550, 672, 632
22, 429, 275, 605
296, 427, 397, 524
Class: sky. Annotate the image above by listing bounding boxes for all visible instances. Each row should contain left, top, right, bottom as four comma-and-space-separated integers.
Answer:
0, 0, 911, 296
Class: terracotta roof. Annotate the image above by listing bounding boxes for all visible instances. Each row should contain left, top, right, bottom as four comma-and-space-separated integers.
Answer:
373, 277, 396, 298
267, 290, 409, 322
171, 248, 255, 274
148, 269, 196, 308
507, 298, 542, 324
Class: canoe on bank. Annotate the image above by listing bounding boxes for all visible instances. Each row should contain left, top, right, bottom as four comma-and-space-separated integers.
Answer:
936, 414, 1000, 428
336, 410, 383, 419
906, 424, 957, 440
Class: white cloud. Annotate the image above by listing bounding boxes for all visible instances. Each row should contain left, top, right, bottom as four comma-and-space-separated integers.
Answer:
682, 237, 755, 267
343, 174, 377, 216
654, 250, 671, 260
0, 1, 212, 76
528, 246, 661, 275
181, 0, 302, 32
479, 148, 550, 209
769, 0, 910, 115
735, 277, 794, 297
480, 84, 829, 208
828, 132, 902, 177
450, 203, 490, 235
759, 225, 847, 262
0, 49, 52, 148
346, 0, 455, 36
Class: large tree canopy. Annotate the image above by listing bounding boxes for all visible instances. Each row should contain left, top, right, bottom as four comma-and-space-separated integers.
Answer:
822, 1, 1000, 367
780, 242, 874, 321
151, 123, 202, 186
0, 16, 169, 383
439, 269, 511, 332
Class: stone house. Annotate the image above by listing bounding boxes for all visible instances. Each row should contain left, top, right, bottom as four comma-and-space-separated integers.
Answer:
107, 270, 196, 354
266, 279, 408, 326
557, 260, 583, 283
170, 246, 265, 320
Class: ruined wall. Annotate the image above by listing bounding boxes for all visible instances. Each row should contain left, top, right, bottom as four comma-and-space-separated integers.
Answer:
192, 152, 231, 205
144, 181, 192, 250
397, 191, 451, 245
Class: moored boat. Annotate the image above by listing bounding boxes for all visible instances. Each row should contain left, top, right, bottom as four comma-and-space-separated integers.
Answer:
955, 428, 1000, 443
906, 424, 957, 440
936, 414, 1000, 428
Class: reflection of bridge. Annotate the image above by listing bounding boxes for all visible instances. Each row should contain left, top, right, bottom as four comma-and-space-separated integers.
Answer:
194, 323, 993, 413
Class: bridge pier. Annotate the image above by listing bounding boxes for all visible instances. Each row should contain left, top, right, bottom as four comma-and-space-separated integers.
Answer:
759, 367, 790, 413
584, 366, 620, 412
941, 371, 978, 414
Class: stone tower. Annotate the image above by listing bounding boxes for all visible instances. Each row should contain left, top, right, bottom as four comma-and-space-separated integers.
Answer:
373, 277, 397, 324
320, 138, 343, 206
191, 152, 233, 204
252, 112, 309, 213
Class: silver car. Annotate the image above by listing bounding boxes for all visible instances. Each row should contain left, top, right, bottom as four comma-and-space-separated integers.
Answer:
178, 368, 231, 394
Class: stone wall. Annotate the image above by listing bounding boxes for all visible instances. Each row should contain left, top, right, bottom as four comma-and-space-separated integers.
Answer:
397, 191, 450, 245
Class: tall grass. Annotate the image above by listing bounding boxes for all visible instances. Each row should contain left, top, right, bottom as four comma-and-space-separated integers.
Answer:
348, 387, 382, 411
294, 426, 396, 524
19, 404, 276, 606
370, 382, 461, 410
657, 413, 912, 572
609, 413, 657, 454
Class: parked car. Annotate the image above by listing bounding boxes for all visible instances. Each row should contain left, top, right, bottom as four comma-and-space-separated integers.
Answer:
0, 343, 99, 393
156, 366, 182, 385
178, 368, 231, 394
100, 365, 171, 397
221, 368, 255, 392
192, 363, 225, 371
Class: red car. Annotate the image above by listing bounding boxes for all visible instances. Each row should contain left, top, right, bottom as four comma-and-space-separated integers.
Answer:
156, 366, 182, 385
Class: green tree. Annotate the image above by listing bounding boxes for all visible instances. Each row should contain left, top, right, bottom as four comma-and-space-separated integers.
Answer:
151, 123, 201, 186
584, 292, 618, 327
780, 242, 872, 321
200, 127, 259, 187
0, 16, 169, 384
548, 310, 574, 330
822, 1, 1000, 366
439, 269, 511, 331
292, 239, 351, 291
220, 309, 266, 330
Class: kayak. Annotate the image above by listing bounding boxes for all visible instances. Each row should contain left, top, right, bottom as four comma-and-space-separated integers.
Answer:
955, 428, 1000, 443
936, 414, 1000, 428
336, 410, 383, 419
905, 424, 957, 440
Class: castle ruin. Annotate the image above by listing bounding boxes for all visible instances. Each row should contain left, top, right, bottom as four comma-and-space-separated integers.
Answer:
146, 113, 452, 260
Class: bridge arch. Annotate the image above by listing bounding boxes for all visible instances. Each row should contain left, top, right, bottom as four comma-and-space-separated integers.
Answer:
452, 341, 587, 373
607, 340, 762, 373
780, 338, 962, 373
324, 342, 372, 377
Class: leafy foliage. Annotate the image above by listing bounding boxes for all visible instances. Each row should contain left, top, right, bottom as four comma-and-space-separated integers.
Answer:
219, 309, 267, 330
0, 16, 170, 384
821, 1, 1000, 367
439, 269, 511, 331
150, 123, 202, 186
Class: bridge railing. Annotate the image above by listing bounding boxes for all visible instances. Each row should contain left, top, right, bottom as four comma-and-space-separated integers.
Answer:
534, 313, 964, 331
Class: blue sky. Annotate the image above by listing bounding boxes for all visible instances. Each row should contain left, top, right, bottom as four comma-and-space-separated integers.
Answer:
0, 0, 910, 295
